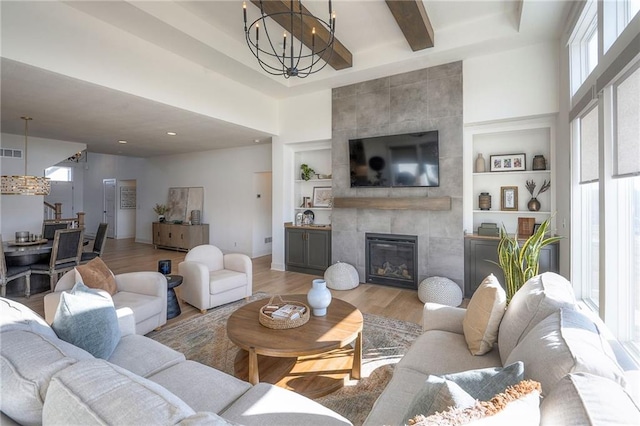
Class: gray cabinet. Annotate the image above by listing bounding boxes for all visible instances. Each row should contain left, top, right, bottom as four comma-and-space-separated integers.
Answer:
153, 222, 209, 252
464, 235, 559, 298
285, 225, 331, 275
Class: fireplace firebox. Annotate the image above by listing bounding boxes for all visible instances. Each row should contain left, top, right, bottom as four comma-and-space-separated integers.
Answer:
365, 233, 418, 289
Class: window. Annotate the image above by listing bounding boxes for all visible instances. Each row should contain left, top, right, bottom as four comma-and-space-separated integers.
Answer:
576, 105, 601, 308
45, 166, 72, 182
569, 0, 598, 94
612, 65, 640, 356
604, 0, 640, 52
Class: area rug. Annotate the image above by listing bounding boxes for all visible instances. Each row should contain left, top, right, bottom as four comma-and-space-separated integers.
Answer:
147, 293, 422, 425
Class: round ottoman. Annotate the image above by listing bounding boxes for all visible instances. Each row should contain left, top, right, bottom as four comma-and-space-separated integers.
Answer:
324, 262, 359, 290
418, 276, 462, 306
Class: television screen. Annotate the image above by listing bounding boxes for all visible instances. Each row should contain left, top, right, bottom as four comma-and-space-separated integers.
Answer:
349, 131, 439, 187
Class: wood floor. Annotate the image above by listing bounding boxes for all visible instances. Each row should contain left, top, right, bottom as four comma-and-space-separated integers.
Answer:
15, 238, 426, 327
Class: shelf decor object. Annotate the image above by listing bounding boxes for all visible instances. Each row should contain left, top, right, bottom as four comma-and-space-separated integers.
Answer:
518, 217, 535, 237
525, 179, 551, 212
307, 279, 332, 316
478, 192, 492, 210
490, 153, 526, 172
500, 186, 518, 211
243, 0, 336, 79
532, 155, 547, 170
1, 117, 51, 196
475, 153, 486, 172
312, 186, 332, 207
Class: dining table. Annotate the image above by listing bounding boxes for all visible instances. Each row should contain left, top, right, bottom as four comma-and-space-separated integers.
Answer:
3, 240, 53, 267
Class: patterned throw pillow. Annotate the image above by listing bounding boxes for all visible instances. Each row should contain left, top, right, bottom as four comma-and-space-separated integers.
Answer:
408, 380, 541, 426
52, 282, 120, 359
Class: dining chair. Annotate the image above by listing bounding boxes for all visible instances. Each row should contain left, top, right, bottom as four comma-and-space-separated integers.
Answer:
42, 221, 71, 240
31, 228, 84, 291
0, 235, 31, 298
80, 223, 108, 264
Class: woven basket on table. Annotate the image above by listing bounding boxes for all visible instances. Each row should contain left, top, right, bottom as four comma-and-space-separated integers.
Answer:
259, 295, 310, 329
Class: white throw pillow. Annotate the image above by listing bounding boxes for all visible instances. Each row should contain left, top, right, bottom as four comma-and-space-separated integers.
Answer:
463, 274, 507, 355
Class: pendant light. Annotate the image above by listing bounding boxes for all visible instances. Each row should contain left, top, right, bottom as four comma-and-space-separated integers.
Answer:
1, 117, 51, 195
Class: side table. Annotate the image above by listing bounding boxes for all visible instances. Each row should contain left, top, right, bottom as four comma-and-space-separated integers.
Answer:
166, 275, 183, 319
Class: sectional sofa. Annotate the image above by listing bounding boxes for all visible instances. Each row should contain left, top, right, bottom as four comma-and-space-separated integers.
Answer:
364, 272, 640, 425
0, 296, 351, 425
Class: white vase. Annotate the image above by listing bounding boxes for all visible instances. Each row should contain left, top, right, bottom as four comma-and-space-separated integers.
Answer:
307, 279, 332, 316
475, 153, 486, 173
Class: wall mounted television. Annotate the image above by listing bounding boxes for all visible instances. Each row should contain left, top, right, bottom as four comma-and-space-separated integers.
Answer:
349, 130, 439, 188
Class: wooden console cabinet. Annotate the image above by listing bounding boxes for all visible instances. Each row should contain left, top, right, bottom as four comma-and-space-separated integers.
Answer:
153, 222, 209, 252
464, 234, 559, 298
285, 224, 331, 275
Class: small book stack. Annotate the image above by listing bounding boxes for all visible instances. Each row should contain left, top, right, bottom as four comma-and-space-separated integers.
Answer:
263, 304, 307, 320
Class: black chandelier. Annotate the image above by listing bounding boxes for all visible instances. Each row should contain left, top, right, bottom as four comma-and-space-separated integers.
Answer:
243, 0, 336, 78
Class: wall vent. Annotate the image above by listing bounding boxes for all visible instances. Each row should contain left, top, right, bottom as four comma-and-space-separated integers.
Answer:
1, 149, 23, 159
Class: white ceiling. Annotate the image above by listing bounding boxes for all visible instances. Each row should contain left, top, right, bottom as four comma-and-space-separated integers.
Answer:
0, 0, 570, 157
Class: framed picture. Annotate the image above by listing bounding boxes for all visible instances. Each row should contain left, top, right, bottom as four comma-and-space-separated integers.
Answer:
501, 186, 518, 211
312, 186, 332, 207
533, 223, 542, 234
490, 153, 526, 172
120, 187, 136, 209
518, 217, 535, 237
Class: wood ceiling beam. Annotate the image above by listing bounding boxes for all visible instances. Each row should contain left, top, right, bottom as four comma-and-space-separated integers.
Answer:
249, 0, 352, 70
385, 0, 434, 51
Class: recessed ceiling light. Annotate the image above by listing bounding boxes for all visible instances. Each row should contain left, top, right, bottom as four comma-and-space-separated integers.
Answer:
167, 132, 177, 136
118, 140, 127, 144
254, 139, 260, 143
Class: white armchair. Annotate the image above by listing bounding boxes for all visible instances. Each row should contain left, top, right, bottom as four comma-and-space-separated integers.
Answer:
44, 269, 167, 335
178, 245, 252, 314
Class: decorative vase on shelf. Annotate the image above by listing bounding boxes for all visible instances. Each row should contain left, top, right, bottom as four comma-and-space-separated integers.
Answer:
527, 198, 541, 212
307, 279, 332, 316
475, 154, 486, 173
158, 215, 165, 223
532, 155, 547, 170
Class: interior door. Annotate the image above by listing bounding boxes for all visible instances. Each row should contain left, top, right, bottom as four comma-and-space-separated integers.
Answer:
103, 179, 116, 238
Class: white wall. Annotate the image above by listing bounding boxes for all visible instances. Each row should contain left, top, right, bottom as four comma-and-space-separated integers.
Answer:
463, 41, 560, 124
272, 91, 332, 270
0, 133, 85, 238
252, 172, 272, 258
140, 143, 272, 257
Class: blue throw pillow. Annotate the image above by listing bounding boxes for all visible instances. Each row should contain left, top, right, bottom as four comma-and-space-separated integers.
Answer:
403, 362, 525, 424
52, 282, 120, 359
442, 361, 525, 401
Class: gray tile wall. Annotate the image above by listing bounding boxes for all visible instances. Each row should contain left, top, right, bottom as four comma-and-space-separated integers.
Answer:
331, 61, 464, 289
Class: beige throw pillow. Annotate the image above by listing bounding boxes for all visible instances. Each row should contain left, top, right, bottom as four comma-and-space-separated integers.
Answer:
463, 274, 507, 355
75, 257, 117, 296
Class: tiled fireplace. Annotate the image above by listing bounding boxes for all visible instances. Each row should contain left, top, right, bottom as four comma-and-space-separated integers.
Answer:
365, 233, 418, 289
330, 61, 464, 288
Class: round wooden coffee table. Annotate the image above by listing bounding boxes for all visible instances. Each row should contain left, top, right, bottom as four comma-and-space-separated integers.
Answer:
227, 294, 363, 398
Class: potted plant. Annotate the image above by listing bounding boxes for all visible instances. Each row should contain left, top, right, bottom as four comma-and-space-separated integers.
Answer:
496, 216, 562, 302
300, 164, 315, 181
153, 204, 168, 222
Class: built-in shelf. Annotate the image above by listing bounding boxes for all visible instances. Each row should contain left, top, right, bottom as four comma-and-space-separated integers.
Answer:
473, 170, 550, 176
294, 207, 332, 211
472, 210, 551, 214
294, 179, 332, 183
